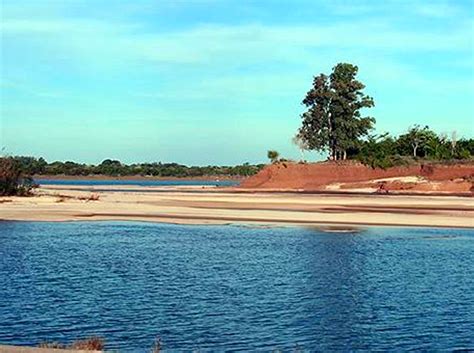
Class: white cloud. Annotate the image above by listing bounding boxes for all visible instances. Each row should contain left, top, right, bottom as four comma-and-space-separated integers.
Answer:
2, 14, 472, 107
2, 17, 471, 70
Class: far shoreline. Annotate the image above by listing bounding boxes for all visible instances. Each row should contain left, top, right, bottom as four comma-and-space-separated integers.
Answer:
33, 174, 244, 181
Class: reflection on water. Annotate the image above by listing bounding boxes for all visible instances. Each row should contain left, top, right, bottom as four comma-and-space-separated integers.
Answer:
0, 222, 473, 351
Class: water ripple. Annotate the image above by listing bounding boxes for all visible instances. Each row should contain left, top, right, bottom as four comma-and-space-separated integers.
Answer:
0, 222, 473, 351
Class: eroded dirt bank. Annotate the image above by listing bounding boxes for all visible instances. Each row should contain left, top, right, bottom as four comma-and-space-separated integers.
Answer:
240, 161, 474, 193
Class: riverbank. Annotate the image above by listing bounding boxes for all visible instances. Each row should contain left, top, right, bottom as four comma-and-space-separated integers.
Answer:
34, 174, 243, 181
0, 345, 101, 353
1, 185, 473, 228
241, 161, 474, 194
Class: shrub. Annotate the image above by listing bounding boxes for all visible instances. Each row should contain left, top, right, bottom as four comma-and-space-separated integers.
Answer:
39, 336, 104, 351
38, 342, 66, 349
267, 150, 280, 163
0, 157, 37, 196
78, 193, 100, 202
69, 336, 104, 350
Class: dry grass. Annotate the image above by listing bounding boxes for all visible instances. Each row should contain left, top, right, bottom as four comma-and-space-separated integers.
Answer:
53, 193, 75, 203
38, 341, 66, 349
69, 336, 104, 350
77, 193, 100, 202
54, 193, 100, 202
39, 336, 104, 351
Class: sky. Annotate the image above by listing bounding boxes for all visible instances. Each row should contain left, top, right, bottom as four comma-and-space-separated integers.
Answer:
1, 0, 473, 165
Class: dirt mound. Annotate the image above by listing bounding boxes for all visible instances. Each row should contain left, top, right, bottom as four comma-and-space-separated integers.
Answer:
240, 161, 474, 192
339, 178, 472, 194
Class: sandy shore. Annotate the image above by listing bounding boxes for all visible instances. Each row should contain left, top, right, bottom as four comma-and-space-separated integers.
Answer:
1, 185, 473, 228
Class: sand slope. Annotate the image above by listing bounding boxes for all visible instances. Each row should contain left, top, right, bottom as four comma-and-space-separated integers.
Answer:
1, 186, 473, 228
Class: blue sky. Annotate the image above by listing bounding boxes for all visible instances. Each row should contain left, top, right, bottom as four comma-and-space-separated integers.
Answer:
1, 0, 473, 165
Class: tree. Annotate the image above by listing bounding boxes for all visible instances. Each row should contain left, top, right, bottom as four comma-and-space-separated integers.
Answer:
13, 156, 47, 174
0, 157, 36, 196
355, 133, 398, 168
292, 132, 309, 161
96, 159, 123, 176
267, 150, 280, 163
457, 138, 474, 157
299, 63, 375, 160
397, 125, 437, 158
425, 134, 452, 160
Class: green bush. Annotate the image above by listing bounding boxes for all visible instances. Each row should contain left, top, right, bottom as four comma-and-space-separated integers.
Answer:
352, 129, 473, 169
0, 157, 37, 196
267, 150, 280, 163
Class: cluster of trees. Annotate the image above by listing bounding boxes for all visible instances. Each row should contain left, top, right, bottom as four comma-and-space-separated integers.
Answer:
0, 157, 37, 196
350, 127, 474, 168
293, 62, 473, 167
8, 157, 264, 178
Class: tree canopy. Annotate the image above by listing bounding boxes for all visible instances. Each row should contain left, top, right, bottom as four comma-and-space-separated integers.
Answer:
267, 150, 280, 163
0, 157, 37, 196
396, 125, 438, 158
299, 63, 375, 160
348, 126, 474, 169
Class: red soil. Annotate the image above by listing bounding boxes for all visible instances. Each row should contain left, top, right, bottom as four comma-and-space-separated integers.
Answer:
240, 161, 474, 193
341, 179, 473, 193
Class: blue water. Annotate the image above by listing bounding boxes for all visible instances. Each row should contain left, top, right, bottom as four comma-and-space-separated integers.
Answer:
0, 222, 473, 351
35, 178, 239, 187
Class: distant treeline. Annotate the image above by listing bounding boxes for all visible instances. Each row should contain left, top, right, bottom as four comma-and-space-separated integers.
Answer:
8, 157, 265, 178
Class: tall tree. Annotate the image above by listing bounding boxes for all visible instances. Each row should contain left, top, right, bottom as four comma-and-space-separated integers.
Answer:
397, 125, 437, 157
299, 63, 375, 160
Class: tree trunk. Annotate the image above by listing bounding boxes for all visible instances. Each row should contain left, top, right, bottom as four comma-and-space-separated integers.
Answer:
343, 150, 347, 160
413, 144, 418, 157
327, 110, 333, 161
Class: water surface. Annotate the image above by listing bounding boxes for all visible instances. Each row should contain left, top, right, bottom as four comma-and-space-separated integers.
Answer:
0, 222, 473, 351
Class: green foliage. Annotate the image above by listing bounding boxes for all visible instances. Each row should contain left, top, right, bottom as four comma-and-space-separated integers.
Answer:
96, 159, 123, 176
350, 126, 474, 169
8, 157, 264, 178
396, 125, 438, 158
0, 157, 37, 196
298, 63, 474, 166
457, 138, 474, 157
299, 63, 375, 160
425, 135, 452, 160
267, 150, 280, 163
12, 156, 47, 174
353, 133, 398, 169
